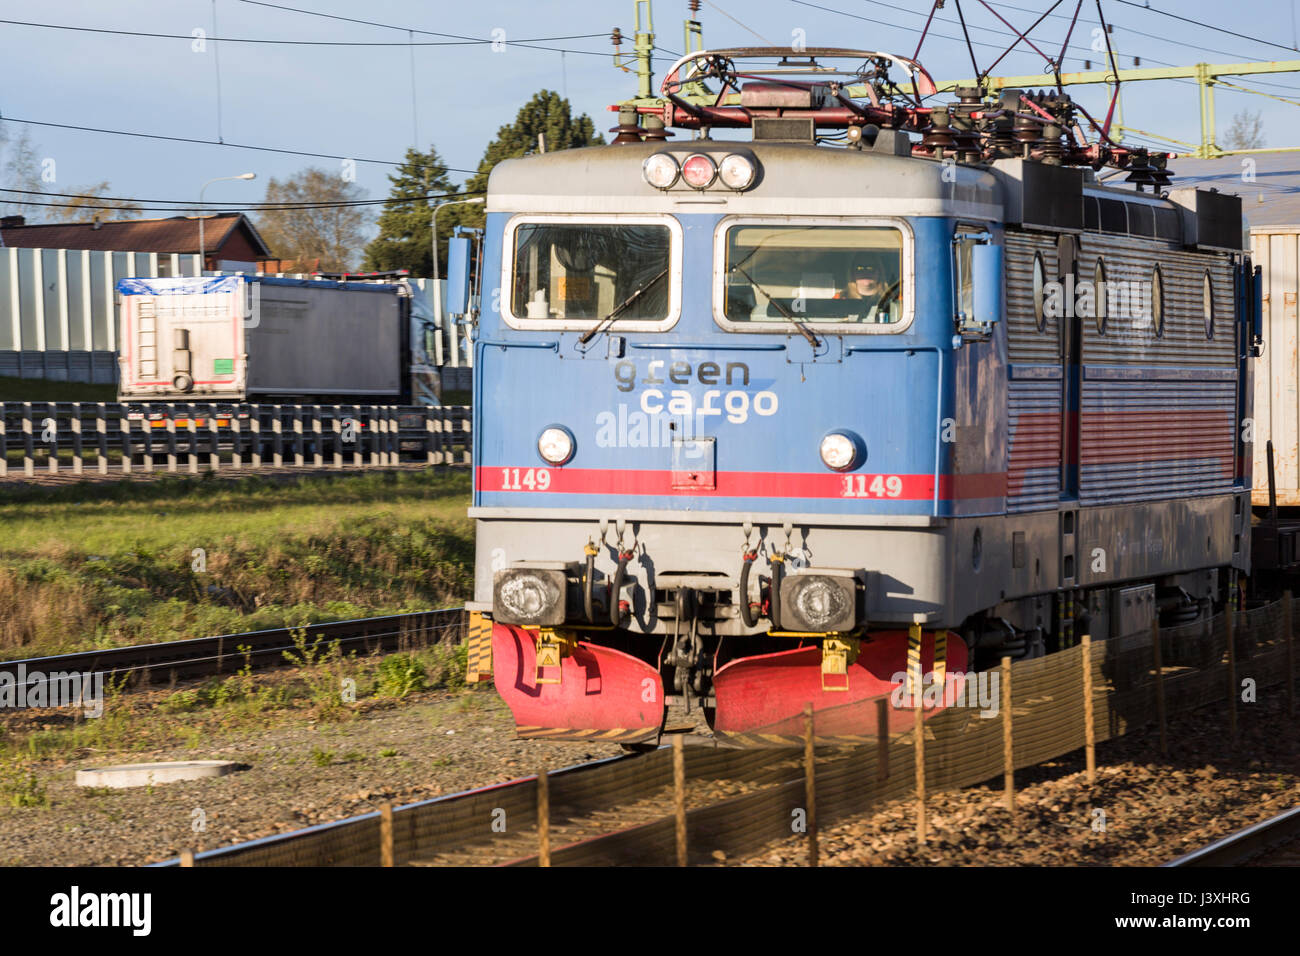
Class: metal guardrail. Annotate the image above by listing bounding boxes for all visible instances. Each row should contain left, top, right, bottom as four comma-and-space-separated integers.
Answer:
0, 401, 471, 478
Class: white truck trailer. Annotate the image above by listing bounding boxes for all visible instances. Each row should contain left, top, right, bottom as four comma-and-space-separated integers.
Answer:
116, 275, 419, 404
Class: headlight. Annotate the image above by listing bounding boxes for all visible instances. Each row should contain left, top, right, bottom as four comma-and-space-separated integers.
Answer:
718, 153, 756, 190
538, 426, 574, 465
642, 153, 680, 189
779, 572, 859, 632
819, 432, 858, 471
681, 153, 717, 189
494, 568, 567, 626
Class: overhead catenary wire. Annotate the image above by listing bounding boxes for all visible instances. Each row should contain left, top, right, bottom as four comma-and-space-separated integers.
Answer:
0, 189, 485, 215
700, 0, 776, 46
236, 0, 683, 62
0, 16, 615, 51
0, 115, 481, 176
1112, 0, 1300, 56
791, 0, 1201, 91
848, 0, 1300, 100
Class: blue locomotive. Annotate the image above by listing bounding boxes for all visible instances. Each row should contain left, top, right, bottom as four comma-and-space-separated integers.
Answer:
455, 48, 1259, 745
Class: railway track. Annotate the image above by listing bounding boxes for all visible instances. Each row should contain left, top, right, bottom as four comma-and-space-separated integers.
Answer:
0, 608, 467, 702
1163, 806, 1300, 867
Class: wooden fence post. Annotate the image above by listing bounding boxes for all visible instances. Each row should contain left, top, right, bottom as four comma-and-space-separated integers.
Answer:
1002, 656, 1015, 821
1226, 608, 1238, 740
1286, 590, 1295, 719
1152, 619, 1167, 756
380, 802, 394, 867
914, 704, 927, 844
1081, 634, 1096, 785
876, 697, 890, 782
803, 703, 818, 867
673, 734, 687, 867
537, 766, 550, 868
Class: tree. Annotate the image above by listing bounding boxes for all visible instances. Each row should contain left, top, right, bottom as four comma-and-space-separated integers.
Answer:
1224, 109, 1265, 151
361, 146, 454, 276
255, 166, 370, 272
1, 123, 142, 223
42, 182, 142, 222
0, 123, 47, 220
454, 90, 604, 231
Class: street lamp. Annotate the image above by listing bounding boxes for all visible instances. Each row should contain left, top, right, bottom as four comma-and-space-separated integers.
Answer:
431, 196, 485, 330
198, 173, 256, 273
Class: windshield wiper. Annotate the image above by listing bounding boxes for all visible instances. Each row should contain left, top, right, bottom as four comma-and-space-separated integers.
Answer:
730, 265, 821, 348
577, 268, 670, 346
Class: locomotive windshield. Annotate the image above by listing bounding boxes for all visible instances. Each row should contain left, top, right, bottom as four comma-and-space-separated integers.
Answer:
720, 224, 906, 326
510, 222, 672, 322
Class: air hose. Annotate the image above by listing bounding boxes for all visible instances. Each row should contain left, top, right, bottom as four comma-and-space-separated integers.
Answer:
739, 549, 759, 628
583, 543, 599, 623
769, 552, 785, 629
610, 549, 634, 627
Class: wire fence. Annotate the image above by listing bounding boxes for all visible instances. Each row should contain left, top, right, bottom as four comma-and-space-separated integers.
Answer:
161, 594, 1298, 867
0, 401, 471, 478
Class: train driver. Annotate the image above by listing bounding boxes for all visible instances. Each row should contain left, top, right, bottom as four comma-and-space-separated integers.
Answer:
835, 256, 897, 321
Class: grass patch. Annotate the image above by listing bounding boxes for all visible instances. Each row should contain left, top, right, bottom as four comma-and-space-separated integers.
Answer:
375, 654, 428, 699
0, 762, 47, 808
0, 470, 472, 656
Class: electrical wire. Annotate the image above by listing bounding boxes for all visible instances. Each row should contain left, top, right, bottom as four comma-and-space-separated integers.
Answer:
0, 16, 614, 51
0, 189, 485, 215
0, 115, 480, 176
0, 185, 478, 208
1112, 0, 1299, 56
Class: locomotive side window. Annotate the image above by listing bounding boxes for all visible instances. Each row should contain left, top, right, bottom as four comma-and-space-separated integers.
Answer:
1094, 258, 1107, 334
1151, 264, 1165, 338
1203, 270, 1214, 339
714, 220, 910, 330
1032, 252, 1046, 331
501, 214, 681, 332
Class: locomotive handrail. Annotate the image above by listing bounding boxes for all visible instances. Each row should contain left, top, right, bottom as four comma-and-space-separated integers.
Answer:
477, 339, 560, 350
629, 342, 787, 351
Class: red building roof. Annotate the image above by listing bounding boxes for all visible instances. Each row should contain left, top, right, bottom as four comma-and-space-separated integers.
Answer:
0, 213, 273, 261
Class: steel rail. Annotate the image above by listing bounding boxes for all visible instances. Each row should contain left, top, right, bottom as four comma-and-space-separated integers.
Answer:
1163, 805, 1300, 867
0, 608, 467, 702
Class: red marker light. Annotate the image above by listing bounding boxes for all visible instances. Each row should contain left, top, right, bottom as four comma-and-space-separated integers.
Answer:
681, 153, 717, 188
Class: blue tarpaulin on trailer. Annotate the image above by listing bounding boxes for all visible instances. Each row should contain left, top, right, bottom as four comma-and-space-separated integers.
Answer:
116, 275, 401, 295
116, 276, 243, 295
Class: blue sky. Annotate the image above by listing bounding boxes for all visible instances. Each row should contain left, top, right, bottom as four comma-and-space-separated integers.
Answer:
2, 0, 1298, 226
